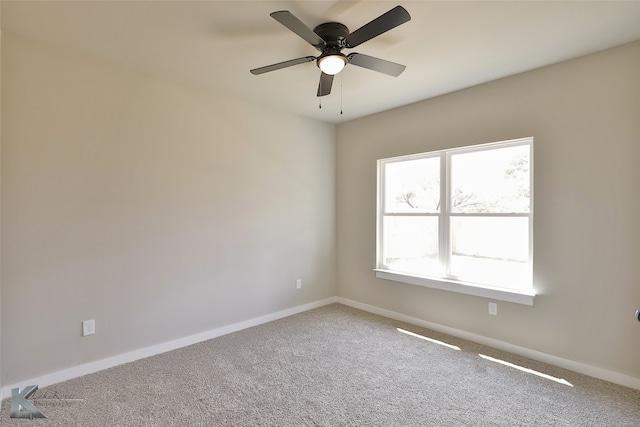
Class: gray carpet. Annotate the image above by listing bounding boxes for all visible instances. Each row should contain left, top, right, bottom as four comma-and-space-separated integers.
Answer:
2, 303, 639, 426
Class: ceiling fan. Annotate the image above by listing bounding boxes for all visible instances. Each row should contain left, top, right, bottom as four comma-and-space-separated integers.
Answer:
250, 5, 411, 97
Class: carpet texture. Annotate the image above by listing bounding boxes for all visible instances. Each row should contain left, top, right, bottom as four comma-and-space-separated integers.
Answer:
2, 303, 639, 426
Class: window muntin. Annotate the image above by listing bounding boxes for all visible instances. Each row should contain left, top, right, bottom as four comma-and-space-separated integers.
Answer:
377, 138, 533, 296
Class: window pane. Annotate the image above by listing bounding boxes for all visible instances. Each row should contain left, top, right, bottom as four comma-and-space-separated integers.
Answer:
383, 216, 440, 276
450, 145, 530, 213
450, 217, 531, 290
384, 157, 440, 213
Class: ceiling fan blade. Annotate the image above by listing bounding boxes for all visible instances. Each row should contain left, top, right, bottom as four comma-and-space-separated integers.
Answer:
317, 72, 334, 97
347, 53, 406, 77
344, 5, 411, 48
270, 11, 326, 47
250, 56, 316, 75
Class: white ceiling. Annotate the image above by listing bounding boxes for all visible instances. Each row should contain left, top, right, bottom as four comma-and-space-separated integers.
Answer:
2, 1, 639, 124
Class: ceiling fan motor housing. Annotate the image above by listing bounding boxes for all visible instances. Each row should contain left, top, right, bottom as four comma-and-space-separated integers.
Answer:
313, 22, 349, 50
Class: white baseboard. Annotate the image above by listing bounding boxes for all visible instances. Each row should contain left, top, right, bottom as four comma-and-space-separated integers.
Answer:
336, 297, 640, 391
1, 297, 338, 398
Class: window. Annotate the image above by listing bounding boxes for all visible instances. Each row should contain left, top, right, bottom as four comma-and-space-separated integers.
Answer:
376, 137, 534, 305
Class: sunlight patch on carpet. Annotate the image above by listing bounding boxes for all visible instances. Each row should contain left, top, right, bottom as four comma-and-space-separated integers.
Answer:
396, 328, 461, 351
479, 354, 574, 387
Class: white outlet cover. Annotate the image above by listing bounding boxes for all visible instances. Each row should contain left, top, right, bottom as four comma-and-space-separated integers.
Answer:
488, 302, 498, 316
82, 319, 95, 336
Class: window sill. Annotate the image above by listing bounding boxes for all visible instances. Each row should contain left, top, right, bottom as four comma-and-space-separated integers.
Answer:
374, 269, 535, 306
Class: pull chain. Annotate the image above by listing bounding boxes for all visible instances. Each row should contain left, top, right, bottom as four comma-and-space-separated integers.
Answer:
340, 71, 343, 115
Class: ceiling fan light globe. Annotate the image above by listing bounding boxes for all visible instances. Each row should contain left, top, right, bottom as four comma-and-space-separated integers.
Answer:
318, 55, 346, 75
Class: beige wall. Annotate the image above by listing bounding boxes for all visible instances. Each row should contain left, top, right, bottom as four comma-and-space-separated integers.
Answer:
336, 41, 640, 379
1, 34, 336, 385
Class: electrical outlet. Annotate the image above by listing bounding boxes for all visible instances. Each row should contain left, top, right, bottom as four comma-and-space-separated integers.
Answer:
488, 302, 498, 316
82, 319, 95, 336
296, 279, 302, 289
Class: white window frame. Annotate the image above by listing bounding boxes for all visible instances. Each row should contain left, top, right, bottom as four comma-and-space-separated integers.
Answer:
375, 137, 535, 305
